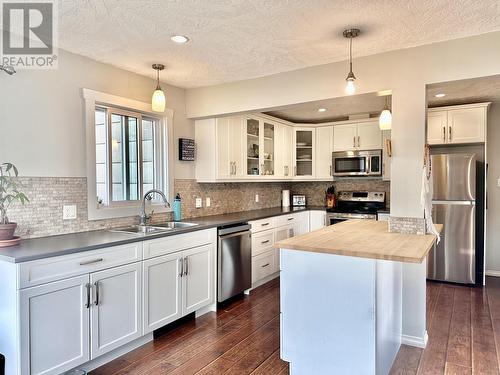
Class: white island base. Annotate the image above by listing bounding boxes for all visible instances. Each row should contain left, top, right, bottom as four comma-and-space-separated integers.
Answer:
280, 248, 402, 375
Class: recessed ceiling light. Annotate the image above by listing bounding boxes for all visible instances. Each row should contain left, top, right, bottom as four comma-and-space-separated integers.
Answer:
170, 35, 189, 44
434, 93, 446, 98
318, 108, 327, 112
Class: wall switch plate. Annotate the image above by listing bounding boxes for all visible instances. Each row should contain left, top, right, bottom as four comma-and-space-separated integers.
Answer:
497, 178, 500, 187
63, 205, 77, 220
195, 197, 203, 208
255, 194, 259, 203
206, 197, 211, 207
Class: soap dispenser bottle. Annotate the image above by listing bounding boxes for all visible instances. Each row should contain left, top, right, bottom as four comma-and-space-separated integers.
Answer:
173, 193, 182, 221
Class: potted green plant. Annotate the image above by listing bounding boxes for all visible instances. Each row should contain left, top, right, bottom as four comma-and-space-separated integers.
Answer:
0, 163, 28, 241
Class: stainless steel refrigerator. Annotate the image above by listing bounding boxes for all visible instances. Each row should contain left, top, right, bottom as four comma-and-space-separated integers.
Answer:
427, 153, 484, 285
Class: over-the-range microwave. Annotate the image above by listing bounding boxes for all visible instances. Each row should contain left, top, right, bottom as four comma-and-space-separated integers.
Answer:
332, 149, 382, 177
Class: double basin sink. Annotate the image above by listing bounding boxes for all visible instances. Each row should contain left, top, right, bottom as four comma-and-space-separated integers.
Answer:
111, 221, 199, 235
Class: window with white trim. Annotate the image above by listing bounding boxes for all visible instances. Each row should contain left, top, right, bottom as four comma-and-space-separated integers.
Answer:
94, 105, 163, 207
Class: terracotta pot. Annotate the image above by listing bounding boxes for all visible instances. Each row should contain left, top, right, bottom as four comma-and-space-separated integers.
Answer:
0, 223, 17, 241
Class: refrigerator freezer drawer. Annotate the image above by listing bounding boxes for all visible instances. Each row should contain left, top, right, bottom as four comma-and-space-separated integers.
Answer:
427, 202, 475, 284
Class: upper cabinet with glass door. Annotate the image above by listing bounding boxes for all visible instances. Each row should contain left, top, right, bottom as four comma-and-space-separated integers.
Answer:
244, 117, 277, 178
293, 128, 315, 179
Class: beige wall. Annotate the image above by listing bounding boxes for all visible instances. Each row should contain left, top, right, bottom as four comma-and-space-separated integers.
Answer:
185, 31, 500, 219
0, 49, 195, 179
487, 102, 500, 274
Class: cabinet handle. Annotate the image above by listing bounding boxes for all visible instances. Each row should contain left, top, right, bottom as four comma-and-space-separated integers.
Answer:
85, 283, 91, 309
80, 258, 103, 266
353, 136, 356, 148
261, 222, 270, 227
294, 166, 297, 175
93, 281, 100, 306
448, 126, 452, 141
184, 257, 189, 276
287, 217, 294, 221
262, 263, 270, 268
329, 165, 332, 176
261, 240, 270, 244
442, 126, 446, 142
357, 136, 360, 148
179, 258, 184, 277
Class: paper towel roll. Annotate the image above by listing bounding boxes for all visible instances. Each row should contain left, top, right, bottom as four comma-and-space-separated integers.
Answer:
282, 190, 290, 207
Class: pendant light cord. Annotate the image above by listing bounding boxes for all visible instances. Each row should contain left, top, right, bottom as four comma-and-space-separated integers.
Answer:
349, 36, 353, 73
156, 69, 161, 90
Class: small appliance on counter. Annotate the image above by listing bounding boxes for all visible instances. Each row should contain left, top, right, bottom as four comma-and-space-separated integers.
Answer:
326, 185, 335, 208
282, 190, 290, 207
291, 194, 306, 206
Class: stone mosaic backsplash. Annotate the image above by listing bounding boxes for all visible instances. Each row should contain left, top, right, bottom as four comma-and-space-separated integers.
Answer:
8, 177, 391, 239
388, 216, 426, 235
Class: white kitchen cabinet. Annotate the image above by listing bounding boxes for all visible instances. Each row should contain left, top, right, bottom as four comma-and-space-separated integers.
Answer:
90, 262, 142, 359
275, 123, 293, 178
427, 103, 490, 145
315, 126, 334, 179
293, 128, 316, 178
333, 120, 382, 152
143, 253, 183, 333
183, 244, 213, 315
427, 111, 447, 145
20, 275, 90, 375
252, 249, 276, 283
195, 116, 244, 182
333, 123, 357, 151
357, 120, 382, 149
309, 210, 327, 231
448, 107, 486, 144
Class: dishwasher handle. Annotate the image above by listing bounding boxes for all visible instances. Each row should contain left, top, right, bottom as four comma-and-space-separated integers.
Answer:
219, 230, 251, 240
218, 223, 251, 236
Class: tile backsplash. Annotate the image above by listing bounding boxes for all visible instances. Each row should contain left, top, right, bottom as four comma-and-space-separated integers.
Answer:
8, 177, 390, 238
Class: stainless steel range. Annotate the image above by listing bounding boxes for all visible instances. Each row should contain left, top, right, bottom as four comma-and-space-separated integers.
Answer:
327, 191, 386, 225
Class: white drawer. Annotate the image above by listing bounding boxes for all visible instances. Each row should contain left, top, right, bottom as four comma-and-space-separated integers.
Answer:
143, 228, 215, 259
252, 249, 276, 283
249, 217, 276, 233
251, 229, 275, 256
19, 243, 142, 288
275, 211, 308, 227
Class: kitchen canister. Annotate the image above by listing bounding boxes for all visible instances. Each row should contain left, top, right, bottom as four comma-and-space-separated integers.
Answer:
173, 193, 182, 221
282, 190, 290, 207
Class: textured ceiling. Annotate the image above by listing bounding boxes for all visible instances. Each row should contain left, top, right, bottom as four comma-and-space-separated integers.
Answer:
58, 0, 500, 88
427, 75, 500, 107
264, 93, 390, 123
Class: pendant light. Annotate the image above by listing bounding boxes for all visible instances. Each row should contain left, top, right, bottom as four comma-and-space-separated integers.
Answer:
151, 64, 166, 112
379, 96, 392, 130
343, 28, 360, 95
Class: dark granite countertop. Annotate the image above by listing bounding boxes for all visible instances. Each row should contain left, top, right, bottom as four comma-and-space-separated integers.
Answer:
0, 206, 326, 263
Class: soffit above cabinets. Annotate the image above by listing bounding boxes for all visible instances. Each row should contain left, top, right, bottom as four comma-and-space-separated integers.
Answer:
428, 74, 500, 107
59, 1, 500, 88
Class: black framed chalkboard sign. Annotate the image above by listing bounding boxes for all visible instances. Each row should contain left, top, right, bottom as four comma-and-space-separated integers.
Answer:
179, 138, 195, 161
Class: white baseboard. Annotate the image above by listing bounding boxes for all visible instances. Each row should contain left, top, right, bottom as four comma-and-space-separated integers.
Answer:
249, 271, 279, 291
195, 302, 217, 318
77, 333, 153, 372
401, 331, 428, 348
486, 270, 500, 277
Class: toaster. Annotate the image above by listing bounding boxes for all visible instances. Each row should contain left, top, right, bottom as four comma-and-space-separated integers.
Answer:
291, 195, 306, 206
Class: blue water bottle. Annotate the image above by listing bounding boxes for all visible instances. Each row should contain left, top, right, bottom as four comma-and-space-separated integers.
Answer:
173, 193, 182, 221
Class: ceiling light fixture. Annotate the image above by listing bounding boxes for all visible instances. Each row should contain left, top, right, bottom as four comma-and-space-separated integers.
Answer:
379, 96, 392, 130
318, 108, 327, 112
343, 28, 360, 96
170, 35, 189, 44
151, 64, 166, 112
434, 93, 446, 98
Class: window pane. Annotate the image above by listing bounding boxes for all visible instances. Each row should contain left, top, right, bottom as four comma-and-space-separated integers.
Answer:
95, 108, 108, 205
142, 118, 156, 194
110, 114, 140, 202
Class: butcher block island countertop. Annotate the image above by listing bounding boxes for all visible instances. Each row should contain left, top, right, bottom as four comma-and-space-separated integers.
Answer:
275, 219, 442, 263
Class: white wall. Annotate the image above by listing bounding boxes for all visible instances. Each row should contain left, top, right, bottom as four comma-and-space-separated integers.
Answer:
0, 49, 195, 179
487, 102, 500, 274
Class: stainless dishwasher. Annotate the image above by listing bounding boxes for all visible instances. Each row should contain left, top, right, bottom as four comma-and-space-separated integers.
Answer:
218, 223, 252, 302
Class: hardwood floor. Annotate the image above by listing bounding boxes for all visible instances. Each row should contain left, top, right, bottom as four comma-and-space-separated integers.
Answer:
92, 277, 500, 375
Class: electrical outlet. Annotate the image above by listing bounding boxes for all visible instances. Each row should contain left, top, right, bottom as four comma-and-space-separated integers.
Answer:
497, 178, 500, 187
206, 197, 211, 207
63, 205, 77, 220
195, 197, 203, 208
255, 194, 259, 203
